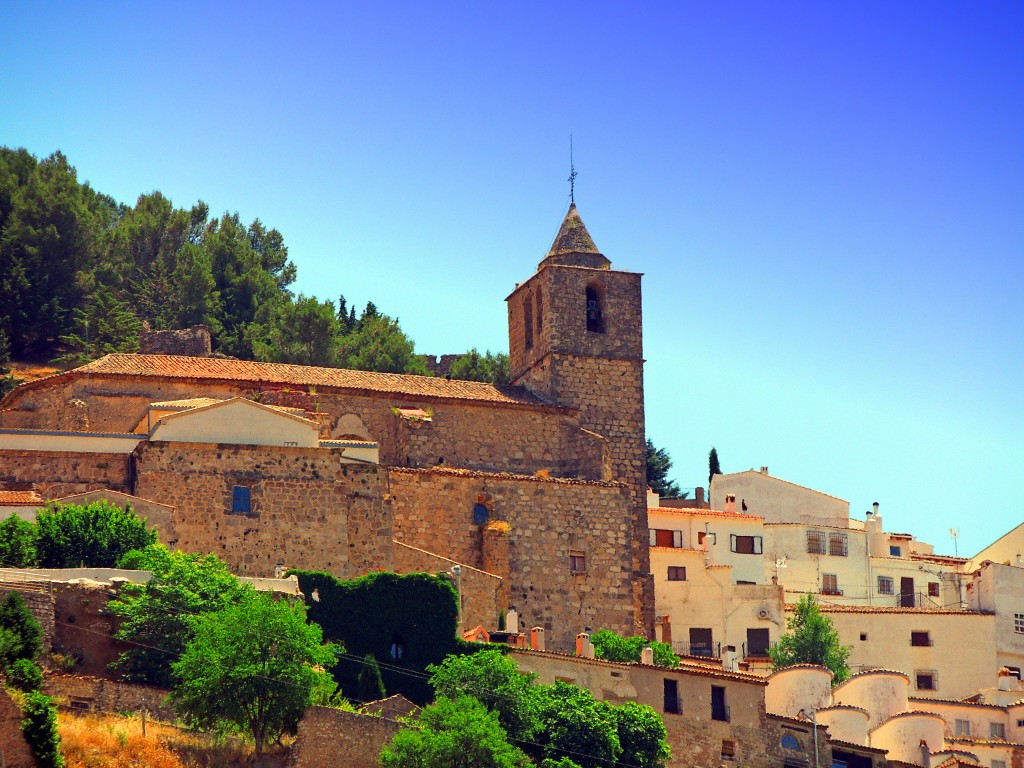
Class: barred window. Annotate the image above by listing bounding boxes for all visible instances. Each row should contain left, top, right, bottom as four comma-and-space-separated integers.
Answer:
822, 574, 840, 595
1014, 614, 1024, 633
915, 669, 938, 690
828, 532, 848, 557
806, 530, 826, 554
667, 566, 687, 581
928, 582, 940, 597
878, 576, 894, 595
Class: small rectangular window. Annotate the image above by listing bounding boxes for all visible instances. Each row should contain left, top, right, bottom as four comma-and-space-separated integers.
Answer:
667, 566, 687, 581
663, 679, 680, 714
721, 740, 736, 759
822, 574, 840, 595
1014, 614, 1024, 633
915, 670, 937, 690
878, 576, 894, 595
650, 529, 683, 548
955, 719, 971, 736
730, 535, 762, 555
890, 545, 902, 556
231, 485, 251, 514
806, 530, 826, 555
990, 722, 1005, 739
911, 631, 931, 647
928, 582, 940, 597
992, 761, 1007, 768
828, 532, 848, 557
569, 551, 586, 573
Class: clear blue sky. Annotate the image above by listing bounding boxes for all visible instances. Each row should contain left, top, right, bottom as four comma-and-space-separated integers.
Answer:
2, 2, 1021, 558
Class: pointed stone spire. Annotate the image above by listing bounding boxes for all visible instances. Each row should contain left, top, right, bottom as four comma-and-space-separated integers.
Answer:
539, 203, 611, 270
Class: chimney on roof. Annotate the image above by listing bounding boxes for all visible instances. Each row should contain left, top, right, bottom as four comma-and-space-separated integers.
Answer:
576, 631, 595, 659
872, 502, 880, 515
725, 494, 736, 514
530, 627, 545, 652
641, 645, 654, 665
695, 487, 705, 506
506, 608, 519, 634
760, 466, 769, 475
657, 615, 673, 644
998, 668, 1019, 691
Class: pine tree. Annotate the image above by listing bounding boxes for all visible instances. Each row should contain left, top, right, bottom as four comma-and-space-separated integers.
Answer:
357, 653, 386, 703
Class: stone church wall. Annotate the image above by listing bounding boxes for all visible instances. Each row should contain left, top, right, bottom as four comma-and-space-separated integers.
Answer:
290, 706, 403, 768
134, 441, 389, 578
388, 467, 635, 652
0, 449, 131, 498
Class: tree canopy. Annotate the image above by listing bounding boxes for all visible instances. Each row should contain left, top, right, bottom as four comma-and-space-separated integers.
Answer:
170, 590, 338, 756
589, 628, 679, 668
34, 500, 157, 568
448, 349, 511, 385
769, 594, 852, 684
708, 446, 722, 489
646, 439, 683, 499
109, 544, 251, 687
0, 147, 429, 375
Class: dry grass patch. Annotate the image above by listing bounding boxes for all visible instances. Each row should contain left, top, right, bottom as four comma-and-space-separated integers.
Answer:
58, 711, 291, 768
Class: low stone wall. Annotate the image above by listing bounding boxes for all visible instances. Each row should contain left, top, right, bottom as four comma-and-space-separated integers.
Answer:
0, 449, 131, 499
43, 673, 173, 721
392, 541, 503, 634
0, 686, 35, 768
290, 706, 404, 768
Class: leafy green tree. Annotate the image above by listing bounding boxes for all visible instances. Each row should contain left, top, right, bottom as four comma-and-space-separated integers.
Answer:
55, 285, 141, 364
449, 349, 511, 385
35, 500, 156, 568
20, 691, 63, 768
613, 701, 671, 768
0, 589, 42, 666
0, 514, 37, 566
589, 628, 679, 668
646, 439, 683, 499
769, 594, 852, 684
536, 683, 620, 768
357, 653, 386, 703
337, 314, 429, 375
109, 544, 251, 687
256, 294, 341, 367
708, 446, 722, 489
379, 695, 531, 768
170, 591, 338, 757
428, 648, 541, 741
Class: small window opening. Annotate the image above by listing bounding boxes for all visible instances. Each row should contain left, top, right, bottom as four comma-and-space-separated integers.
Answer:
585, 285, 605, 333
473, 503, 489, 525
911, 631, 931, 647
390, 635, 405, 660
231, 485, 251, 514
569, 550, 586, 573
523, 297, 534, 350
667, 566, 686, 581
663, 679, 680, 714
721, 740, 737, 759
536, 288, 544, 332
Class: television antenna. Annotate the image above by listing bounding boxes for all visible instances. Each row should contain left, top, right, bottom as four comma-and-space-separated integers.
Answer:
950, 528, 960, 558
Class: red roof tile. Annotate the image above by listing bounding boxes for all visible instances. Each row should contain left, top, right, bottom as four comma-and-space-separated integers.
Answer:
60, 354, 557, 409
649, 506, 764, 521
0, 490, 43, 506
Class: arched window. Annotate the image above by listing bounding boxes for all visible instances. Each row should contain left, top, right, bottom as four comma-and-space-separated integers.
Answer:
585, 285, 605, 333
523, 296, 534, 349
536, 288, 544, 333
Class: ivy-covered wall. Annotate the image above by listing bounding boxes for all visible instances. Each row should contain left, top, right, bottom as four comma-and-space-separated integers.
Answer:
291, 569, 478, 704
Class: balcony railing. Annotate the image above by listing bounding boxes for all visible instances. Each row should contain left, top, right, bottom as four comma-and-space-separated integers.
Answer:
820, 587, 844, 596
712, 703, 731, 722
673, 641, 722, 659
742, 642, 771, 659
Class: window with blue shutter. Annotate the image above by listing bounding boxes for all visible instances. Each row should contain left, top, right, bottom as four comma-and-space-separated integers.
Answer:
232, 485, 251, 514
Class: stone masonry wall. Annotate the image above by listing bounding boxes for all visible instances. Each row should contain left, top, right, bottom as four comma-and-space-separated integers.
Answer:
138, 323, 212, 357
0, 450, 131, 498
53, 581, 132, 678
290, 706, 403, 768
43, 673, 173, 720
389, 467, 635, 652
0, 685, 34, 768
392, 541, 504, 634
134, 441, 390, 578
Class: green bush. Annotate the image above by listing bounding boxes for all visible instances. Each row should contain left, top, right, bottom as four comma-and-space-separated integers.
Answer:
7, 658, 43, 692
0, 514, 37, 567
21, 691, 63, 768
35, 500, 157, 568
0, 590, 42, 666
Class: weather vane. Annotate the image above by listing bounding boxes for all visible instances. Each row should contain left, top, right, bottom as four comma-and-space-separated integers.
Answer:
568, 134, 577, 204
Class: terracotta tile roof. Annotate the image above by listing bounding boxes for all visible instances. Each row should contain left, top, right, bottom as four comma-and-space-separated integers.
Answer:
910, 553, 969, 565
649, 546, 706, 554
909, 696, 1007, 710
947, 736, 1022, 747
66, 354, 557, 409
148, 397, 225, 409
649, 506, 764, 521
768, 663, 833, 677
0, 490, 43, 506
791, 604, 988, 616
511, 647, 767, 684
716, 470, 849, 504
838, 668, 911, 683
868, 710, 945, 732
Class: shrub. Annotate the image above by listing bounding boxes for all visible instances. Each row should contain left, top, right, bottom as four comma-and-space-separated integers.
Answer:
0, 514, 37, 567
0, 590, 42, 666
7, 658, 43, 692
21, 691, 63, 768
35, 500, 156, 568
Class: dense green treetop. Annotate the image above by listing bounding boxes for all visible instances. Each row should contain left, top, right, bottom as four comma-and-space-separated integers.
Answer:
0, 147, 429, 374
645, 439, 683, 499
589, 628, 680, 668
769, 594, 852, 684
